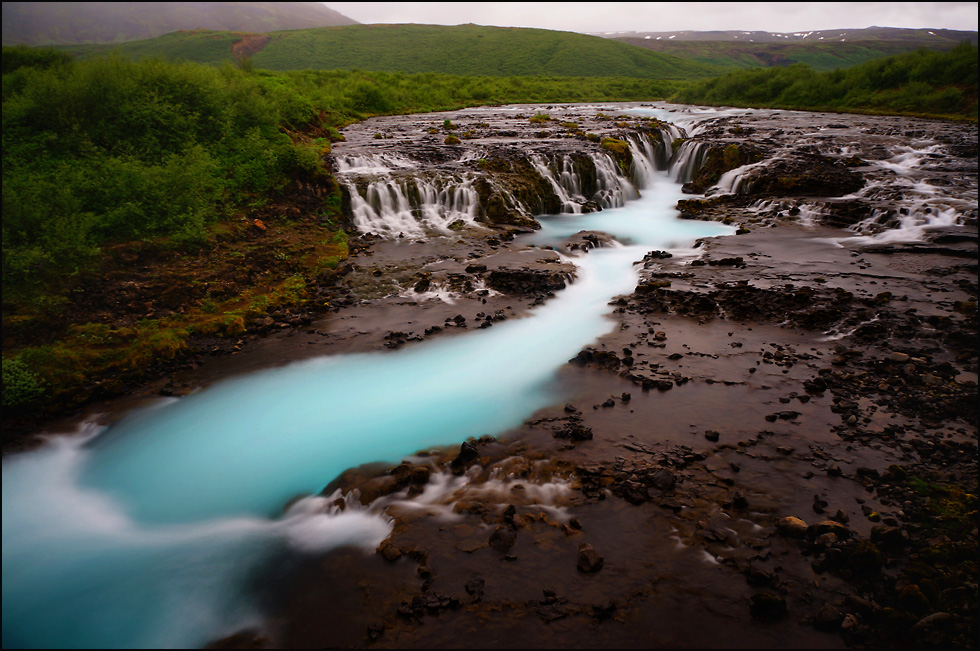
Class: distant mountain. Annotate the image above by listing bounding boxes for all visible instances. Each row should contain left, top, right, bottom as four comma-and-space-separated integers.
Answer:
597, 26, 978, 72
1, 2, 358, 46
596, 27, 977, 45
55, 23, 729, 80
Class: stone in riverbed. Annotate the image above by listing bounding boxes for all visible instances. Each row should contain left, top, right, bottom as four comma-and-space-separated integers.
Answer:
577, 543, 604, 573
807, 520, 852, 539
489, 525, 517, 552
554, 420, 593, 441
776, 516, 809, 537
486, 267, 568, 295
570, 347, 621, 370
450, 440, 480, 474
464, 577, 485, 603
811, 603, 844, 631
648, 468, 676, 492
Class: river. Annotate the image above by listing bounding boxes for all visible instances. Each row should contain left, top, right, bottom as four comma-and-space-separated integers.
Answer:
2, 107, 737, 648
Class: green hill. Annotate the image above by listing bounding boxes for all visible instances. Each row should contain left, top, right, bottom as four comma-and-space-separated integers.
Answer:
59, 23, 729, 80
613, 38, 963, 72
58, 30, 249, 67
605, 27, 977, 73
1, 2, 357, 46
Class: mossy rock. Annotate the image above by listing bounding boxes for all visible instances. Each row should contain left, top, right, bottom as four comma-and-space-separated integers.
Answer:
600, 138, 633, 175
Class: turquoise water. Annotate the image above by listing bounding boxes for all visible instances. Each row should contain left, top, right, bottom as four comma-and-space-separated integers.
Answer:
2, 165, 731, 647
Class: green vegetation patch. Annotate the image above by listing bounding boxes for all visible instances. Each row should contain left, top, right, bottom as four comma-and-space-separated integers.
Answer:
616, 37, 966, 73
59, 24, 727, 80
672, 43, 978, 121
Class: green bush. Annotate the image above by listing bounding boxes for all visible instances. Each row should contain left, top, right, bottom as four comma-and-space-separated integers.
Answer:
1, 52, 340, 294
1, 45, 72, 74
2, 357, 46, 407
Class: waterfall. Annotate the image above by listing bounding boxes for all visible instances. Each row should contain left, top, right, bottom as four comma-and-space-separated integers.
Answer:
347, 179, 421, 238
670, 140, 711, 184
589, 152, 638, 208
710, 159, 771, 196
559, 157, 584, 199
337, 129, 678, 237
838, 143, 976, 243
333, 153, 417, 174
343, 175, 479, 238
626, 135, 659, 188
530, 154, 584, 214
654, 128, 675, 170
795, 204, 828, 228
415, 178, 480, 230
4, 102, 974, 651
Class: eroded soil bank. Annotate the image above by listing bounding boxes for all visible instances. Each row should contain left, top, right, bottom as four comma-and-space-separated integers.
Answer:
12, 104, 979, 649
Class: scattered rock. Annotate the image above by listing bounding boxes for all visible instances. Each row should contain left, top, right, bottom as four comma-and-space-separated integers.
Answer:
776, 516, 809, 537
488, 525, 517, 553
577, 543, 604, 573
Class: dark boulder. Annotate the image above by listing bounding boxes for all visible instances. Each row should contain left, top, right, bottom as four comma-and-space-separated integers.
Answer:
489, 525, 517, 553
450, 441, 480, 474
571, 347, 621, 370
486, 267, 569, 295
577, 543, 604, 573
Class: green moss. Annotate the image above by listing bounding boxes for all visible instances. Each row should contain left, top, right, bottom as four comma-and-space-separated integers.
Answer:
600, 137, 633, 174
722, 143, 741, 168
600, 137, 629, 155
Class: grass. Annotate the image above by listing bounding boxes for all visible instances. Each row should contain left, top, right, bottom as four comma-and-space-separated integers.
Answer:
59, 24, 728, 80
615, 37, 969, 72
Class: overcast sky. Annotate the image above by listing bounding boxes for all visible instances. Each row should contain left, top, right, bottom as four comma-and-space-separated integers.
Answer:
324, 2, 979, 34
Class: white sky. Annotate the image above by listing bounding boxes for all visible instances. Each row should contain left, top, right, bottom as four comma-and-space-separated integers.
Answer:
324, 2, 979, 34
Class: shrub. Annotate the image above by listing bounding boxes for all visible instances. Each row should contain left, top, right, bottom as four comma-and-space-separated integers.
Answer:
1, 356, 46, 407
